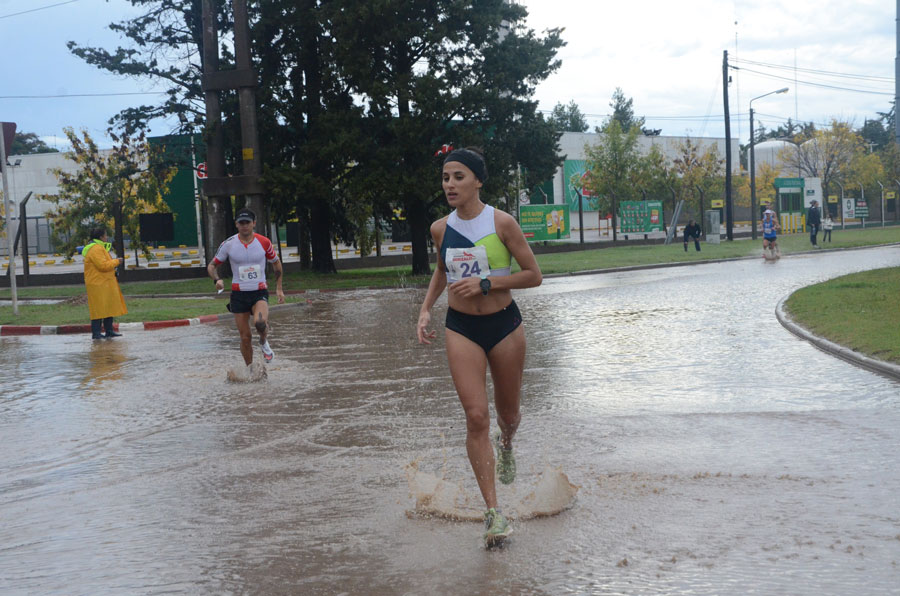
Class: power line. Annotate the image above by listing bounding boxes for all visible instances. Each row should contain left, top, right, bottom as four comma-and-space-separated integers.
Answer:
538, 110, 729, 122
754, 111, 842, 129
0, 0, 81, 20
731, 57, 893, 83
735, 64, 893, 93
0, 92, 167, 99
731, 66, 894, 96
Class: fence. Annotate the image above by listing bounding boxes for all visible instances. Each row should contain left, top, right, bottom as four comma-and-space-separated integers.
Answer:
0, 216, 55, 257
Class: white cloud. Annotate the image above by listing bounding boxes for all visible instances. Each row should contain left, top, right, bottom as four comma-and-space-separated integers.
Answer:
39, 136, 72, 152
518, 0, 895, 140
3, 0, 894, 145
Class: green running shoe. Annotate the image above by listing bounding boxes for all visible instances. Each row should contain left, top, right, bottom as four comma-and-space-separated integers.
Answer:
483, 507, 512, 548
494, 432, 516, 485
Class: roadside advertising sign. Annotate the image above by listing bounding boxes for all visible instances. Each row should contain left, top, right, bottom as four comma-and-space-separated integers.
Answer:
520, 204, 571, 241
855, 199, 869, 218
619, 200, 664, 233
842, 198, 855, 219
563, 160, 599, 212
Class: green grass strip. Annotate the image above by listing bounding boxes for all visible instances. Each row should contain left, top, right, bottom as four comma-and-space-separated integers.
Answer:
2, 226, 899, 326
784, 267, 900, 364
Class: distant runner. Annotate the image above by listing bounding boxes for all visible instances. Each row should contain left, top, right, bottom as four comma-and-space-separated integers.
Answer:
761, 209, 781, 259
208, 208, 285, 364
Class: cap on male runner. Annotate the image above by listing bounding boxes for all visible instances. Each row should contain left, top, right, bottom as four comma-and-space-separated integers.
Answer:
235, 208, 256, 223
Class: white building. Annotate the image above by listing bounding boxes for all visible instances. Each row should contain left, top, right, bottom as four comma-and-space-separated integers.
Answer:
2, 149, 115, 255
752, 139, 794, 175
2, 150, 96, 217
542, 132, 741, 231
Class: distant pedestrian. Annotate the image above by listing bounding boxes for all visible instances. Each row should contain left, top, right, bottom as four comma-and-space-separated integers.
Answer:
82, 227, 127, 340
682, 219, 701, 252
807, 200, 822, 247
822, 213, 834, 242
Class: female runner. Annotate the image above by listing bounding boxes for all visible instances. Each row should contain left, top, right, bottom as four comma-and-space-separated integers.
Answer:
416, 148, 542, 547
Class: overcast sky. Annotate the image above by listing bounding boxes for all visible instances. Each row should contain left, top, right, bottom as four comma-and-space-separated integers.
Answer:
1, 0, 895, 151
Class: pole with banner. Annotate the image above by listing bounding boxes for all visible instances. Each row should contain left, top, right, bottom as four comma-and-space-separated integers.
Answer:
837, 181, 846, 228
888, 188, 898, 223
1, 122, 18, 315
572, 187, 584, 244
858, 183, 866, 228
191, 135, 207, 264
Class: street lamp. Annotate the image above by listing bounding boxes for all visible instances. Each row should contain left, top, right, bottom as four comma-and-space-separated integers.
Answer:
749, 87, 789, 240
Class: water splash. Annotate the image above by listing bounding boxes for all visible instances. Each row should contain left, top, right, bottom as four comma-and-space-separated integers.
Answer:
226, 361, 268, 383
405, 460, 578, 521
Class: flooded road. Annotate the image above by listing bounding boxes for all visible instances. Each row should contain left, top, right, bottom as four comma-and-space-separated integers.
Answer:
2, 246, 899, 595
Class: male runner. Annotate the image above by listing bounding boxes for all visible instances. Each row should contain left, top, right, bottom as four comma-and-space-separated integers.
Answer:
761, 208, 780, 259
208, 208, 285, 364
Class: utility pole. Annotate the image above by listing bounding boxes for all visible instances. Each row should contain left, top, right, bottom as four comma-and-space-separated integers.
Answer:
233, 0, 265, 222
723, 50, 734, 241
750, 106, 757, 240
896, 0, 900, 145
200, 0, 264, 256
189, 134, 205, 264
0, 122, 17, 315
200, 0, 229, 258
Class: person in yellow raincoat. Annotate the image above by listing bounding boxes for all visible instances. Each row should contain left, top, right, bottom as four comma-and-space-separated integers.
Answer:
83, 227, 127, 340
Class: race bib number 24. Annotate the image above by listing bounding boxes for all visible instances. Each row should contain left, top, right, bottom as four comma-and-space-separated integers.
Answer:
445, 245, 490, 282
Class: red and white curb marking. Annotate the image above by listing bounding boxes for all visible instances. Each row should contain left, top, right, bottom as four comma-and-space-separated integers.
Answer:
0, 314, 223, 336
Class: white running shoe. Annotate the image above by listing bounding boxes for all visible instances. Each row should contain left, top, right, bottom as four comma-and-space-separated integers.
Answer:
260, 340, 274, 363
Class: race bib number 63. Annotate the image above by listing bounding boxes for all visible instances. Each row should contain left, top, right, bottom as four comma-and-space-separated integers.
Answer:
238, 264, 262, 282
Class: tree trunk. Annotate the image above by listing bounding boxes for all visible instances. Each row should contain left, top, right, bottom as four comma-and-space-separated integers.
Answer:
206, 195, 231, 277
374, 212, 382, 257
113, 200, 125, 261
310, 196, 336, 273
298, 205, 311, 270
394, 49, 433, 275
300, 10, 334, 275
611, 194, 618, 242
406, 196, 431, 275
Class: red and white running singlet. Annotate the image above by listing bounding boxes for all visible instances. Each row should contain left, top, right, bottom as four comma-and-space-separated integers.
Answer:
212, 233, 279, 291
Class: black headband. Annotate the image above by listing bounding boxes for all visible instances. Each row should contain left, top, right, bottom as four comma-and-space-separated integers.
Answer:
443, 149, 487, 182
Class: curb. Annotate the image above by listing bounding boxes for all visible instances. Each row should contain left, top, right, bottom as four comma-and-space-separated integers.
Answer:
0, 302, 305, 337
775, 295, 900, 381
4, 246, 898, 337
0, 314, 224, 336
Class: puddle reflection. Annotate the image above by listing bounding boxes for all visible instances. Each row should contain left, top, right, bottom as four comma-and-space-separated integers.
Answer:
1, 247, 899, 594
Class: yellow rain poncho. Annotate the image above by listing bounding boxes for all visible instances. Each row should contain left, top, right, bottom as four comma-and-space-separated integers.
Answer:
82, 240, 127, 320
